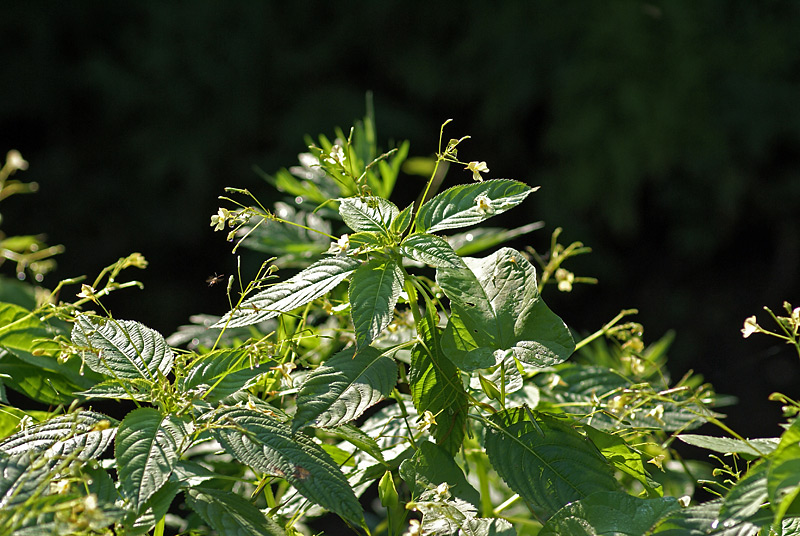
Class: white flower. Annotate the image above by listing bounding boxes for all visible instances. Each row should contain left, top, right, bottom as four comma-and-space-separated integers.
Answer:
434, 482, 451, 500
403, 519, 422, 536
417, 410, 437, 433
210, 208, 230, 231
330, 233, 350, 254
76, 284, 97, 301
741, 316, 760, 338
465, 161, 489, 182
324, 145, 346, 166
5, 150, 28, 172
555, 268, 574, 292
678, 495, 691, 507
475, 194, 493, 215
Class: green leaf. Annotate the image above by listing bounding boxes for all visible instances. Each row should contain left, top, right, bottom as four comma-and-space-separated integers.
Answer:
651, 499, 772, 535
584, 425, 662, 497
409, 308, 468, 454
767, 417, 800, 526
0, 350, 93, 405
182, 348, 274, 403
483, 408, 618, 518
187, 487, 286, 536
214, 256, 361, 328
720, 461, 769, 525
210, 406, 363, 524
678, 434, 778, 458
0, 410, 116, 460
461, 518, 517, 536
391, 203, 414, 235
349, 257, 404, 351
77, 379, 152, 402
0, 451, 59, 508
0, 302, 60, 354
539, 491, 679, 536
339, 196, 399, 235
399, 441, 481, 508
115, 408, 186, 511
438, 248, 574, 369
325, 423, 385, 463
416, 179, 535, 233
401, 234, 463, 268
72, 315, 174, 381
293, 346, 397, 431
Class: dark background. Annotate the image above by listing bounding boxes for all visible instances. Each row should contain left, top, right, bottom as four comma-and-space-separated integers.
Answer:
1, 2, 798, 438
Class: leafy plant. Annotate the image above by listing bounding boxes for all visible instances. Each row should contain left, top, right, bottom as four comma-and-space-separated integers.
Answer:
0, 113, 798, 536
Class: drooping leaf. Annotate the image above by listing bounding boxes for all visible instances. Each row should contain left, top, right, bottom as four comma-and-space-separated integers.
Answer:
539, 491, 679, 536
483, 408, 618, 518
349, 257, 404, 351
214, 256, 361, 328
182, 348, 274, 403
209, 406, 363, 524
325, 423, 385, 463
409, 307, 467, 454
401, 234, 463, 269
438, 248, 574, 369
0, 302, 60, 354
187, 487, 286, 536
0, 350, 94, 405
415, 179, 536, 233
115, 408, 187, 511
767, 417, 800, 526
0, 410, 117, 461
651, 499, 772, 535
339, 196, 399, 235
72, 315, 174, 381
77, 379, 152, 402
293, 346, 397, 431
720, 461, 769, 525
399, 441, 481, 508
678, 434, 778, 458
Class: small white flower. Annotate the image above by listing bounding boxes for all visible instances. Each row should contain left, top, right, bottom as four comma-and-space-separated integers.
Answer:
741, 316, 760, 338
417, 410, 437, 433
475, 194, 493, 215
403, 519, 422, 536
76, 284, 97, 301
434, 482, 451, 500
331, 233, 350, 254
678, 495, 691, 508
210, 208, 230, 231
5, 150, 28, 172
465, 161, 489, 182
555, 268, 575, 292
324, 145, 346, 166
645, 404, 665, 424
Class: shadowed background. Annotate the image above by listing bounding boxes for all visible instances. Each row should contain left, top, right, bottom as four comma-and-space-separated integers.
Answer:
1, 1, 798, 437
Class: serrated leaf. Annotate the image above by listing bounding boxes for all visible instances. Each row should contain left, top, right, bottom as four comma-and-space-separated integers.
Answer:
539, 491, 679, 536
399, 441, 481, 508
720, 461, 768, 524
651, 499, 771, 535
392, 204, 413, 235
401, 234, 463, 268
0, 410, 116, 460
72, 315, 174, 381
677, 435, 778, 458
187, 487, 286, 536
77, 379, 151, 401
438, 248, 574, 369
416, 179, 536, 233
0, 451, 59, 508
484, 408, 618, 518
584, 425, 662, 497
210, 407, 363, 524
461, 518, 516, 536
0, 302, 59, 354
339, 196, 399, 235
182, 348, 274, 403
214, 256, 361, 328
767, 417, 800, 526
0, 351, 94, 405
293, 346, 397, 430
410, 308, 467, 454
349, 258, 404, 351
115, 408, 186, 511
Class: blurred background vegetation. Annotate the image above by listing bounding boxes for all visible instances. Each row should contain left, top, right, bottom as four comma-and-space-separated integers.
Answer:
1, 1, 798, 437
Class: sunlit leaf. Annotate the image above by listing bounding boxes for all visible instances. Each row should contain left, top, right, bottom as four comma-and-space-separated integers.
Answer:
438, 248, 574, 369
416, 180, 536, 233
339, 196, 399, 235
719, 461, 768, 525
72, 315, 174, 381
182, 348, 274, 403
401, 234, 463, 268
293, 346, 397, 430
187, 487, 286, 536
210, 406, 363, 524
399, 441, 480, 507
767, 417, 800, 526
651, 499, 771, 535
214, 256, 361, 328
678, 434, 778, 458
349, 257, 404, 351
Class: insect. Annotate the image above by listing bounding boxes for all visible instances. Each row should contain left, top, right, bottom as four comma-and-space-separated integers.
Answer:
206, 273, 225, 287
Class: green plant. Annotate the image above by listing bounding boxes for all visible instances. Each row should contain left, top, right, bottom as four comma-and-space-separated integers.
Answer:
1, 114, 798, 536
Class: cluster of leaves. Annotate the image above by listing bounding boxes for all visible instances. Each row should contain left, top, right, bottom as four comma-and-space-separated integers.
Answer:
1, 115, 800, 536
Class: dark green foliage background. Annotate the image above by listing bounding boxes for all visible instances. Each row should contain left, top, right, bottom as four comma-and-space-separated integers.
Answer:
1, 2, 798, 436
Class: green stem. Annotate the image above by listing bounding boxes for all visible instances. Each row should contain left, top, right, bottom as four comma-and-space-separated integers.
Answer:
574, 309, 639, 351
